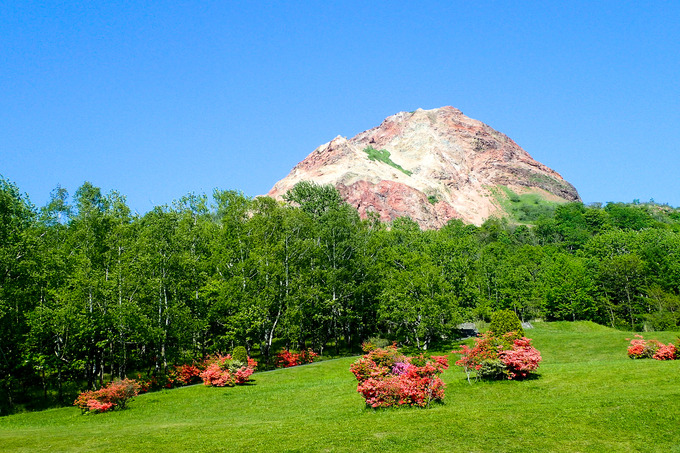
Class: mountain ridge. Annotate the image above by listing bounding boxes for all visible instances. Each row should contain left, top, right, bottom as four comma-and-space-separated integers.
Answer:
268, 106, 580, 228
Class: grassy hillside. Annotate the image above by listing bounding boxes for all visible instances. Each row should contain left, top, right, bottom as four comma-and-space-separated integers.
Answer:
363, 146, 413, 176
1, 322, 679, 452
491, 185, 561, 223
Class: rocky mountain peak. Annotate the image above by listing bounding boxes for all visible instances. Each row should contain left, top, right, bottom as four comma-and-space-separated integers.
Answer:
267, 106, 580, 228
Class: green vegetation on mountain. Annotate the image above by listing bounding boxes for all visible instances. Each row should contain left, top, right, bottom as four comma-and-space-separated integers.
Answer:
491, 185, 560, 223
363, 146, 413, 176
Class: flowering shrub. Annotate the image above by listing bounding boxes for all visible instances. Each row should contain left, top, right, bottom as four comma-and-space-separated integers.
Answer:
627, 334, 662, 359
349, 344, 404, 382
135, 373, 174, 393
500, 337, 542, 379
247, 357, 259, 369
391, 362, 412, 376
74, 378, 141, 414
169, 363, 203, 386
453, 331, 541, 382
350, 345, 449, 408
86, 399, 115, 413
275, 349, 318, 368
627, 335, 677, 360
653, 343, 677, 361
199, 354, 257, 387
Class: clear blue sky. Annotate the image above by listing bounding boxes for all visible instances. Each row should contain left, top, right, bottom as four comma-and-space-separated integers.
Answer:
2, 1, 679, 213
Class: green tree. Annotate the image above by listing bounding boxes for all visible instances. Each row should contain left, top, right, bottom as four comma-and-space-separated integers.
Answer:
283, 181, 343, 218
543, 254, 597, 322
376, 221, 459, 349
0, 176, 36, 411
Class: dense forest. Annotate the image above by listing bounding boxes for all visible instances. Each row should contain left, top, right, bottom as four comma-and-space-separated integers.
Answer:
2, 176, 680, 414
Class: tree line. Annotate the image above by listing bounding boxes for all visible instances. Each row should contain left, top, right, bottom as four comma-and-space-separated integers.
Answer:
2, 176, 680, 413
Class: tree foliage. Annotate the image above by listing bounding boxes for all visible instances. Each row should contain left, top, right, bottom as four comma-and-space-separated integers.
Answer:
3, 177, 680, 413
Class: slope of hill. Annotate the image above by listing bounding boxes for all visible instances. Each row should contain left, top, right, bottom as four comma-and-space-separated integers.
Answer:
268, 107, 580, 228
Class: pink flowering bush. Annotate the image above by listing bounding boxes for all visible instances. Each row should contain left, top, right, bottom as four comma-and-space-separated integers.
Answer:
199, 354, 257, 387
500, 337, 542, 380
453, 331, 542, 382
74, 378, 141, 414
350, 345, 449, 408
275, 349, 318, 368
627, 335, 677, 360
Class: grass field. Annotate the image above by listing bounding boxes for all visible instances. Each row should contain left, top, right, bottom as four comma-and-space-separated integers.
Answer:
1, 322, 679, 452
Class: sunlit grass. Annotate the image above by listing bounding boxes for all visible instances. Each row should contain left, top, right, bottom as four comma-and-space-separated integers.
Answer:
2, 322, 679, 452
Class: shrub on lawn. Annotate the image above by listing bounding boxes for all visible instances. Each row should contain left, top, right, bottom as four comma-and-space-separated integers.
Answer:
275, 349, 318, 368
489, 309, 525, 339
627, 334, 677, 360
653, 343, 677, 360
199, 354, 257, 387
453, 331, 541, 382
350, 345, 449, 408
232, 346, 248, 364
74, 378, 141, 414
169, 363, 203, 386
361, 337, 391, 352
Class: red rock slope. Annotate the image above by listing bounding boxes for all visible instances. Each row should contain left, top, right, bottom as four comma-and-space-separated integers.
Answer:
267, 106, 580, 228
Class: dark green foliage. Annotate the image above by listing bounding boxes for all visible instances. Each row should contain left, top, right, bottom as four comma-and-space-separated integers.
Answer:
232, 346, 248, 363
605, 202, 658, 230
489, 310, 525, 338
363, 146, 413, 176
476, 359, 507, 380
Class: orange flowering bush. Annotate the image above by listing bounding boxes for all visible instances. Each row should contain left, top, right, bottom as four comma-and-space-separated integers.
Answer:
169, 363, 203, 386
627, 335, 678, 360
74, 378, 141, 414
275, 349, 318, 368
653, 343, 677, 360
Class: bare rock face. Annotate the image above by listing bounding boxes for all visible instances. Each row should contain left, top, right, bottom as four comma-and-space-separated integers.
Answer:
267, 107, 580, 228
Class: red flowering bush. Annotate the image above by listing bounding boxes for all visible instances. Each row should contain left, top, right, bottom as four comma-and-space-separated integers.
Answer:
199, 354, 257, 387
350, 345, 449, 408
275, 348, 318, 368
136, 373, 173, 393
453, 331, 541, 382
74, 378, 141, 414
627, 335, 677, 360
169, 363, 203, 386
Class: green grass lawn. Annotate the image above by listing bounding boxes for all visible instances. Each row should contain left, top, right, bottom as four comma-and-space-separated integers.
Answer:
1, 322, 679, 452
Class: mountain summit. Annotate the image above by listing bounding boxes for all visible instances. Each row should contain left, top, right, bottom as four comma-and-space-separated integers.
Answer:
267, 106, 580, 228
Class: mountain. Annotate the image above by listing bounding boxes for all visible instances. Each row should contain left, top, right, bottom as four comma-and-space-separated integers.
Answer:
267, 106, 580, 228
